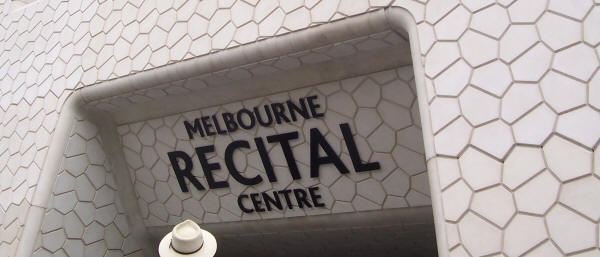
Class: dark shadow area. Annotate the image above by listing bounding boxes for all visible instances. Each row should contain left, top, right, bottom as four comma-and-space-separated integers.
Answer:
145, 208, 438, 257
215, 222, 437, 257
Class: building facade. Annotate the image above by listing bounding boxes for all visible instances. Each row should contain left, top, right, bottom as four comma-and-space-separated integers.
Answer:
0, 0, 599, 256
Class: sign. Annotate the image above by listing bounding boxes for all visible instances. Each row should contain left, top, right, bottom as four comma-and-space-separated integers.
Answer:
167, 95, 381, 213
119, 68, 428, 226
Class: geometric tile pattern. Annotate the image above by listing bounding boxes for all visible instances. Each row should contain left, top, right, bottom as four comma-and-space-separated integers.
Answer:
430, 0, 600, 255
86, 30, 409, 113
0, 0, 597, 256
117, 67, 430, 227
32, 116, 143, 257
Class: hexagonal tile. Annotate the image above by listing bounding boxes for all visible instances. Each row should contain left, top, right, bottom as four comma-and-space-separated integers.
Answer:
507, 0, 546, 22
327, 91, 356, 117
42, 229, 66, 253
338, 0, 369, 16
425, 42, 460, 77
54, 172, 75, 195
459, 86, 499, 126
353, 79, 380, 108
230, 1, 253, 27
330, 176, 355, 202
259, 8, 284, 37
471, 185, 515, 227
41, 210, 63, 233
434, 5, 470, 41
471, 61, 511, 97
368, 124, 395, 152
441, 180, 471, 221
63, 212, 85, 239
554, 44, 599, 82
434, 117, 471, 156
503, 146, 545, 190
501, 83, 542, 123
311, 0, 339, 23
512, 104, 556, 145
471, 120, 514, 159
354, 108, 381, 137
382, 80, 414, 108
547, 205, 596, 254
74, 175, 95, 201
538, 12, 582, 51
93, 186, 115, 208
526, 240, 563, 256
148, 27, 168, 51
433, 59, 471, 96
459, 30, 498, 67
470, 5, 509, 39
356, 178, 386, 205
95, 204, 117, 226
429, 97, 460, 133
382, 169, 410, 197
104, 224, 124, 249
63, 239, 84, 257
83, 240, 107, 257
544, 135, 592, 181
283, 8, 310, 31
514, 171, 559, 214
503, 214, 548, 256
548, 0, 593, 21
254, 0, 278, 22
392, 145, 426, 175
510, 43, 552, 82
583, 7, 600, 45
86, 139, 105, 165
560, 176, 600, 221
500, 25, 539, 63
458, 212, 502, 257
459, 147, 502, 190
425, 0, 459, 24
556, 107, 600, 149
53, 191, 77, 214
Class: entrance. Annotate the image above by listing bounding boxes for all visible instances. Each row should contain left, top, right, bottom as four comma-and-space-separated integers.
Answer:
72, 8, 438, 257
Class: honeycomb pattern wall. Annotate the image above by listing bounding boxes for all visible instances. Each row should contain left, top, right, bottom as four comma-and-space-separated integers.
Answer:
119, 67, 430, 227
33, 116, 143, 257
0, 0, 597, 256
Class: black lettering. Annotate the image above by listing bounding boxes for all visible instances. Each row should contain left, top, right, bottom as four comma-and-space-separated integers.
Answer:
194, 145, 229, 189
225, 140, 263, 185
167, 151, 205, 192
254, 137, 277, 182
286, 98, 309, 121
237, 194, 254, 213
254, 105, 273, 127
340, 123, 380, 172
262, 191, 283, 211
236, 108, 256, 130
293, 189, 312, 208
201, 116, 215, 136
309, 187, 325, 207
310, 127, 349, 177
250, 193, 265, 212
222, 112, 239, 133
267, 132, 301, 180
271, 103, 290, 124
306, 95, 324, 118
279, 189, 294, 209
212, 114, 227, 135
183, 119, 204, 139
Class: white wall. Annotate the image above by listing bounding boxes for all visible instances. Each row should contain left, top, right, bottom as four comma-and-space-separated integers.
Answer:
0, 0, 598, 256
